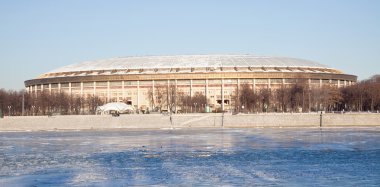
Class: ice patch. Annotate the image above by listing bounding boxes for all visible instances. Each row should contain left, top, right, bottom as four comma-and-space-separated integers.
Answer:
255, 170, 277, 182
70, 171, 108, 185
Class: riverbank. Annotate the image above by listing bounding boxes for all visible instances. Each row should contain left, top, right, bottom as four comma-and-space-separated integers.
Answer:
0, 113, 379, 132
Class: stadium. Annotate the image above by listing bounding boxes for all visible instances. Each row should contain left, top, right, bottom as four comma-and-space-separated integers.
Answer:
25, 54, 357, 112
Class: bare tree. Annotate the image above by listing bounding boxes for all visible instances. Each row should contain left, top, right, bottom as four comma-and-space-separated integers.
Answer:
179, 92, 207, 113
258, 88, 271, 112
154, 84, 167, 111
238, 83, 257, 113
85, 94, 104, 114
274, 85, 290, 112
147, 87, 155, 110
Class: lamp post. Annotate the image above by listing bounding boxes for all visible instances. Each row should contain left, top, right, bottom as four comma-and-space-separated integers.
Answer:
0, 100, 3, 118
194, 103, 197, 113
7, 106, 12, 117
22, 92, 25, 116
264, 103, 268, 113
32, 105, 35, 116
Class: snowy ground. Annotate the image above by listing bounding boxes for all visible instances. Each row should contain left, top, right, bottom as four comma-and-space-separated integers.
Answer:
0, 128, 379, 186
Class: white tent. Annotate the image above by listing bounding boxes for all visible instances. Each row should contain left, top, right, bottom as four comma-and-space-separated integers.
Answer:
96, 102, 135, 114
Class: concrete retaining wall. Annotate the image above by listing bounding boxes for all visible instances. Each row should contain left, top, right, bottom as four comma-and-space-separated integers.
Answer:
0, 113, 379, 131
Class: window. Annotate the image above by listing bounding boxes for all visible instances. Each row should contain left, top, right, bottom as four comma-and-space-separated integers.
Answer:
271, 79, 283, 84
110, 81, 123, 86
71, 82, 81, 88
83, 82, 94, 87
256, 79, 268, 84
96, 82, 108, 87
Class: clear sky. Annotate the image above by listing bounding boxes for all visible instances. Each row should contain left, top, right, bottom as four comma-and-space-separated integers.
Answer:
0, 0, 379, 90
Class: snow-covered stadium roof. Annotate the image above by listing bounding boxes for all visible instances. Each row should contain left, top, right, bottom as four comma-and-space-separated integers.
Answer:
49, 55, 329, 73
37, 55, 342, 79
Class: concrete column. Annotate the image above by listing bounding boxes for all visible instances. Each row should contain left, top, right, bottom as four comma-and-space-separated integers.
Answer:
253, 79, 256, 93
137, 80, 140, 109
49, 84, 52, 94
190, 79, 193, 97
151, 80, 155, 110
69, 82, 72, 96
237, 78, 240, 102
338, 80, 341, 88
175, 79, 178, 113
167, 79, 170, 111
80, 82, 84, 97
319, 79, 322, 88
268, 78, 271, 89
41, 84, 44, 92
221, 79, 224, 111
205, 79, 209, 104
236, 79, 240, 112
58, 83, 61, 93
93, 82, 96, 96
122, 81, 125, 99
152, 80, 155, 100
35, 85, 38, 97
107, 81, 110, 102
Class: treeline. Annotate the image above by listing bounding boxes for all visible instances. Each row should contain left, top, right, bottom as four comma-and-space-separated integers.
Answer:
0, 75, 379, 116
341, 75, 380, 111
236, 75, 380, 113
236, 82, 340, 113
0, 90, 104, 116
147, 84, 208, 113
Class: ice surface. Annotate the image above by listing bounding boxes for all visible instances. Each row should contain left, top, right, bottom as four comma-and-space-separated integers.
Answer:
0, 128, 379, 186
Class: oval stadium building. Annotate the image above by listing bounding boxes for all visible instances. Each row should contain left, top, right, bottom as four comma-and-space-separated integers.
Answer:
25, 54, 357, 111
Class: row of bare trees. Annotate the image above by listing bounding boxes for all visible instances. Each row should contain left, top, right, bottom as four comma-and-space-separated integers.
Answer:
0, 90, 104, 116
1, 75, 379, 116
236, 83, 342, 113
147, 84, 207, 113
180, 93, 208, 113
341, 75, 380, 112
235, 75, 380, 113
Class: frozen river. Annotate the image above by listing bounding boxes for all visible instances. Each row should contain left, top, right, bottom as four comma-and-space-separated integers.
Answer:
1, 127, 379, 186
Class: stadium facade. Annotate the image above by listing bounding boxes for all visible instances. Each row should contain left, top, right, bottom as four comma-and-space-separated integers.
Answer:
25, 55, 357, 111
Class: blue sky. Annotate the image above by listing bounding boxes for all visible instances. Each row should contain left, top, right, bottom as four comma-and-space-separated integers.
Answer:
0, 0, 379, 90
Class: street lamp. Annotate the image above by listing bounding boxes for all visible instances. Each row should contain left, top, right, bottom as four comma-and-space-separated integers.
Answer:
32, 105, 35, 116
264, 104, 268, 113
194, 103, 197, 113
7, 106, 12, 117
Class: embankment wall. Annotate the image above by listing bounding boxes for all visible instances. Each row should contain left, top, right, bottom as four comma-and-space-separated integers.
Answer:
0, 113, 379, 131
